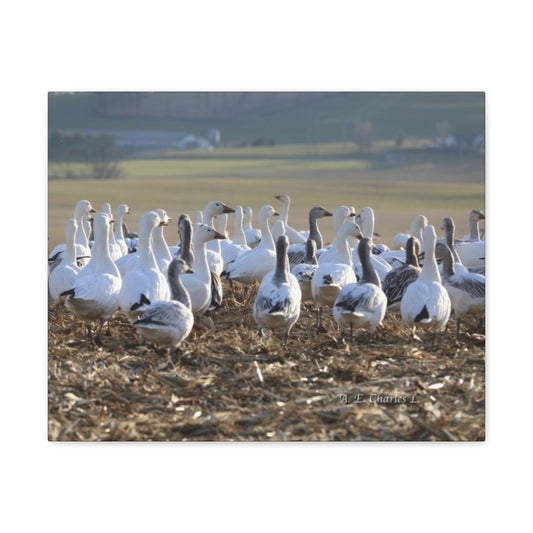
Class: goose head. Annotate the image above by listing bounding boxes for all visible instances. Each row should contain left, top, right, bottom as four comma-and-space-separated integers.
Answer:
274, 194, 290, 204
411, 215, 428, 235
271, 220, 286, 241
102, 202, 112, 215
118, 204, 131, 216
74, 199, 96, 219
258, 204, 280, 221
333, 206, 356, 232
139, 211, 162, 235
339, 220, 363, 240
194, 223, 226, 243
441, 217, 455, 236
204, 200, 235, 217
156, 209, 172, 226
470, 209, 485, 222
168, 258, 194, 278
310, 206, 333, 219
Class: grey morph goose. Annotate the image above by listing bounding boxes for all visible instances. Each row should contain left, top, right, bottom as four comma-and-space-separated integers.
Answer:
253, 234, 302, 345
382, 236, 422, 309
435, 241, 485, 337
288, 206, 333, 268
333, 237, 387, 340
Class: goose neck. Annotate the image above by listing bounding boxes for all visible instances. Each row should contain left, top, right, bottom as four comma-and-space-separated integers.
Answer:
470, 219, 480, 242
420, 242, 441, 283
170, 274, 192, 308
138, 226, 158, 269
233, 209, 247, 245
258, 213, 275, 250
309, 212, 323, 250
191, 236, 210, 280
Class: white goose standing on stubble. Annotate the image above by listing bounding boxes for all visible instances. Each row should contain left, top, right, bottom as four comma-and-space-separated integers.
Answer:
114, 203, 132, 257
62, 213, 122, 344
221, 205, 279, 284
48, 199, 96, 269
253, 234, 302, 345
400, 224, 451, 348
274, 194, 307, 245
311, 220, 359, 329
118, 211, 170, 323
48, 218, 81, 324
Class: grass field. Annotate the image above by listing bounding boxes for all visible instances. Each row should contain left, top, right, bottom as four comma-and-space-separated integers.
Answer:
48, 142, 484, 251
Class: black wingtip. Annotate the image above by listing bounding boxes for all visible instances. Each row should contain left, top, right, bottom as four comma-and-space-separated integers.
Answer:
414, 305, 429, 323
130, 293, 151, 311
60, 288, 75, 298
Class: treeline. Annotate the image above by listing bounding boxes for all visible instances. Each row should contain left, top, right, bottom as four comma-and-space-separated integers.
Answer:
48, 131, 122, 179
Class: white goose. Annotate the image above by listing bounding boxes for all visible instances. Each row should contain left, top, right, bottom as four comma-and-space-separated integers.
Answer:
134, 258, 195, 352
219, 205, 250, 270
400, 224, 451, 348
351, 207, 392, 281
200, 200, 235, 275
102, 203, 123, 261
311, 220, 359, 329
382, 236, 421, 309
274, 194, 307, 244
288, 206, 333, 267
243, 206, 262, 248
221, 205, 279, 284
390, 214, 429, 251
291, 239, 319, 302
116, 210, 172, 278
48, 218, 81, 323
62, 213, 122, 343
333, 237, 387, 339
114, 203, 132, 257
435, 242, 485, 337
461, 209, 485, 242
181, 223, 226, 316
318, 210, 361, 265
253, 235, 302, 345
118, 211, 170, 323
455, 220, 486, 268
49, 199, 95, 268
153, 208, 173, 275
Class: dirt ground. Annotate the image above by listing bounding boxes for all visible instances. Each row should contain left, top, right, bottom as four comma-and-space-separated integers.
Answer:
48, 280, 485, 442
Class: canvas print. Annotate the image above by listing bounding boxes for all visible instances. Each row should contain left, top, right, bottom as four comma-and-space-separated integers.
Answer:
47, 91, 485, 441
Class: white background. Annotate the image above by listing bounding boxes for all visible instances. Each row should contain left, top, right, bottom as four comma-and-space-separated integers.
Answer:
1, 1, 529, 531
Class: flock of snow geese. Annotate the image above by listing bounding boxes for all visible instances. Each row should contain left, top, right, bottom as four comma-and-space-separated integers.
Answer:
48, 195, 485, 352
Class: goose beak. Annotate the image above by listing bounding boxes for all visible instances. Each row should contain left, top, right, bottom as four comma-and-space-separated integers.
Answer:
89, 208, 96, 213
222, 204, 235, 214
273, 210, 280, 216
324, 210, 333, 217
479, 214, 486, 220
356, 234, 363, 240
159, 220, 168, 226
214, 230, 226, 239
186, 267, 195, 274
274, 195, 282, 200
167, 217, 173, 222
349, 212, 357, 217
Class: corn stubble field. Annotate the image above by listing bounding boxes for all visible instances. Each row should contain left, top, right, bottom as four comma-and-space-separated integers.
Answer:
48, 146, 485, 441
48, 287, 485, 442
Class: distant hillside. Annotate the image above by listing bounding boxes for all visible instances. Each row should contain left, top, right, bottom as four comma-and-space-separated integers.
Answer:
48, 91, 484, 146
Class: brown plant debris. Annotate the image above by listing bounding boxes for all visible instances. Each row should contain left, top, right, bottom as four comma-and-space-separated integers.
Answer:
48, 287, 485, 442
